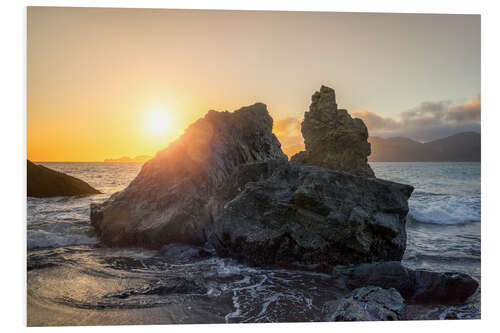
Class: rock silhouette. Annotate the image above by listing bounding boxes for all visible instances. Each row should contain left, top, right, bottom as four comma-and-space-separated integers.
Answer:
291, 86, 375, 177
27, 160, 101, 197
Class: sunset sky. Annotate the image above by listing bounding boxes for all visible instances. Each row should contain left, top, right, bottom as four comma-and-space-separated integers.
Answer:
27, 7, 480, 162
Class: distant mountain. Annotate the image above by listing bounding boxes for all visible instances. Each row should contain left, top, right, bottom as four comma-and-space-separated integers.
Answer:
368, 132, 480, 162
104, 155, 152, 163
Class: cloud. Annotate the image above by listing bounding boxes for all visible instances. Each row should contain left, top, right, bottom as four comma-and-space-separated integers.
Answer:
273, 117, 304, 157
352, 95, 481, 141
446, 95, 481, 123
351, 110, 401, 132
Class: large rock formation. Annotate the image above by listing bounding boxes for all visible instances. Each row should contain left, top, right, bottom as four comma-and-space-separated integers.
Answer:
90, 103, 287, 248
291, 86, 375, 177
333, 261, 479, 304
324, 286, 406, 321
208, 159, 413, 268
27, 160, 101, 197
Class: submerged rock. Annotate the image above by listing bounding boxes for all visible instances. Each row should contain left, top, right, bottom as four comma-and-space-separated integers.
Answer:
106, 277, 208, 299
27, 160, 101, 198
90, 103, 286, 248
325, 286, 405, 321
333, 261, 479, 304
208, 159, 413, 268
291, 86, 375, 177
159, 243, 211, 263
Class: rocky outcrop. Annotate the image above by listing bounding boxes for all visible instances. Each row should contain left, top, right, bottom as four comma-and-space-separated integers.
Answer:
333, 261, 479, 304
208, 159, 413, 268
291, 86, 375, 177
90, 103, 286, 248
27, 160, 101, 198
325, 286, 405, 321
90, 98, 413, 270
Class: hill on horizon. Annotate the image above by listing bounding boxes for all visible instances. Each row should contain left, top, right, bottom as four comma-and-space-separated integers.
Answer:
104, 155, 152, 163
368, 131, 480, 162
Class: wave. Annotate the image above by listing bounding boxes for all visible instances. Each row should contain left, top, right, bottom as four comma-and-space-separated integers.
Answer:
27, 229, 98, 250
409, 193, 480, 225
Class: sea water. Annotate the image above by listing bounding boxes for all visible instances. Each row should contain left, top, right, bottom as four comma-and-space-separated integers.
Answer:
27, 162, 481, 325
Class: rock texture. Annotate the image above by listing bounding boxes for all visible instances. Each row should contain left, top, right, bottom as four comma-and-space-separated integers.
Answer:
325, 286, 405, 321
208, 159, 413, 268
90, 103, 286, 248
291, 86, 375, 177
27, 160, 101, 198
333, 261, 479, 304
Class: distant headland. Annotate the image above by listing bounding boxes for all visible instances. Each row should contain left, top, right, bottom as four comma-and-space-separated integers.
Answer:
103, 155, 152, 163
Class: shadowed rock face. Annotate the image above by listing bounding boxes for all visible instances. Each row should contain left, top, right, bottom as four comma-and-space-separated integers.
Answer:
291, 86, 375, 177
208, 160, 413, 268
27, 160, 101, 198
90, 103, 287, 248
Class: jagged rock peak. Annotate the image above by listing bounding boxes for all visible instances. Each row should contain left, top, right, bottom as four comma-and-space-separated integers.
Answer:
90, 103, 286, 248
291, 85, 376, 178
311, 85, 337, 112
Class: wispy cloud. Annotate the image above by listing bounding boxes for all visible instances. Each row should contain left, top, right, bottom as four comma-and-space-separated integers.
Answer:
352, 95, 481, 141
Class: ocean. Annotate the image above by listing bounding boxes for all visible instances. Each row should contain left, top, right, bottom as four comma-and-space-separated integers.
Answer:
27, 162, 481, 325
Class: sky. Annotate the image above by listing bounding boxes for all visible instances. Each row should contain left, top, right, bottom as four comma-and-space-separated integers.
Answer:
27, 7, 480, 161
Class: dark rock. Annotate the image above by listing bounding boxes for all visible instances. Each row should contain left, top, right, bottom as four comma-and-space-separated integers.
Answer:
325, 286, 405, 321
208, 159, 413, 268
90, 103, 286, 248
27, 160, 101, 198
334, 261, 479, 304
159, 243, 211, 263
333, 261, 414, 298
291, 86, 375, 177
107, 278, 207, 299
410, 270, 479, 304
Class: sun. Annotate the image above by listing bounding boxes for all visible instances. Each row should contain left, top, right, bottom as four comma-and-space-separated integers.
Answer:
146, 109, 171, 137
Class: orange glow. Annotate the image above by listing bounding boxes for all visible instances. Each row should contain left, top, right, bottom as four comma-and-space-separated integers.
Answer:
27, 7, 480, 162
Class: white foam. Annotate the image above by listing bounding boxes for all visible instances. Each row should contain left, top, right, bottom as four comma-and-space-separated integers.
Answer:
410, 194, 480, 225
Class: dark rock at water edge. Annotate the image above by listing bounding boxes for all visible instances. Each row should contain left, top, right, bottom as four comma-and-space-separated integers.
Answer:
333, 261, 479, 304
208, 159, 413, 268
27, 160, 101, 198
159, 243, 212, 264
291, 86, 375, 177
324, 286, 405, 321
106, 277, 208, 299
91, 103, 286, 248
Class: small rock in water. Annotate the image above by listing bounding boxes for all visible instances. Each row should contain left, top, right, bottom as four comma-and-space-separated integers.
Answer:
325, 286, 405, 321
27, 160, 101, 197
159, 243, 211, 263
333, 261, 479, 304
410, 270, 479, 304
